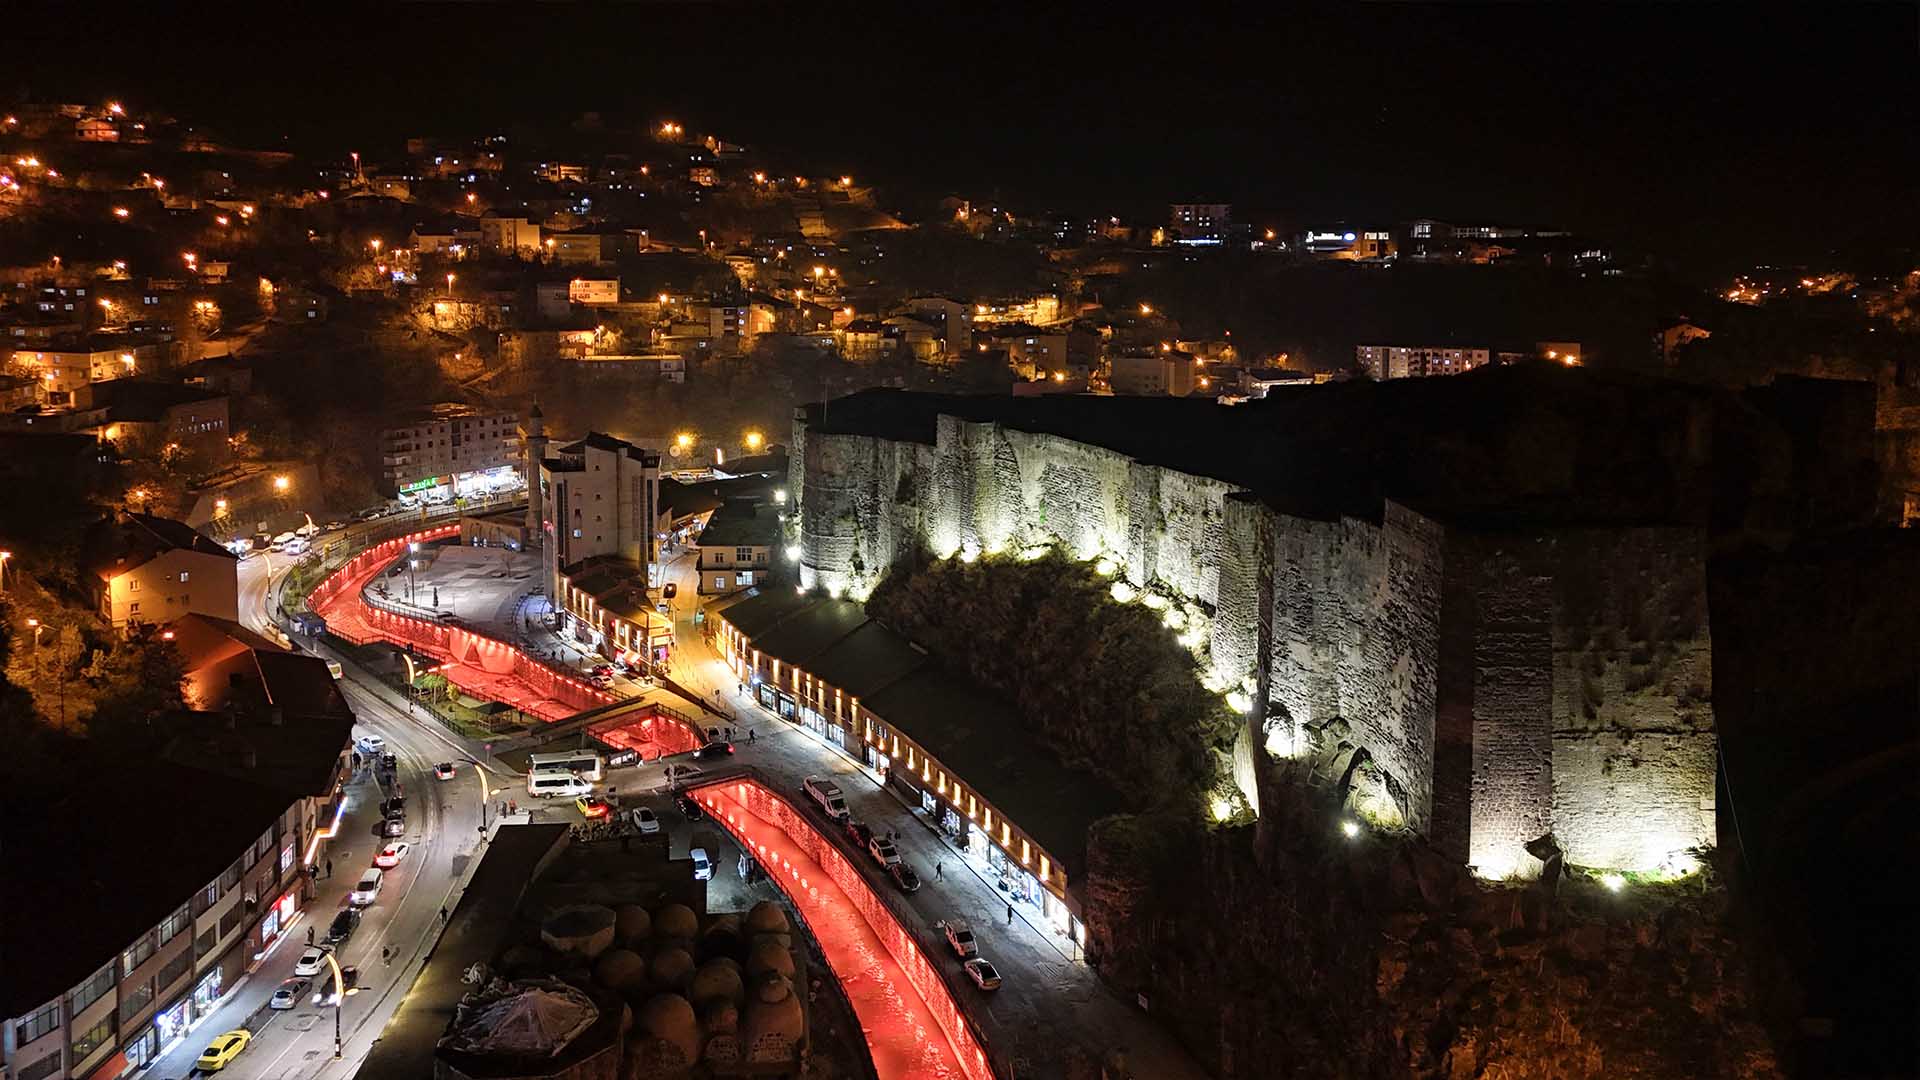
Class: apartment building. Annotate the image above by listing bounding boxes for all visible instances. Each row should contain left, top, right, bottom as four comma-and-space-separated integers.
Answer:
694, 497, 780, 596
1109, 350, 1197, 397
377, 404, 521, 498
1356, 344, 1494, 380
0, 663, 351, 1080
538, 432, 668, 660
87, 513, 240, 630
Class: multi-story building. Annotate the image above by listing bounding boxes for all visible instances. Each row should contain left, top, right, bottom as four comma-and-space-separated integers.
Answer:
1109, 349, 1197, 397
902, 295, 973, 352
694, 497, 780, 596
377, 404, 522, 499
77, 382, 230, 466
86, 513, 240, 630
1169, 203, 1232, 241
478, 215, 542, 256
0, 649, 351, 1080
8, 337, 171, 395
1356, 344, 1494, 380
977, 325, 1071, 381
537, 431, 673, 664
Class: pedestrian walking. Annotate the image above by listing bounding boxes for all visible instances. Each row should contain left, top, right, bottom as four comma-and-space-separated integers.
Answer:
508, 799, 517, 815
307, 926, 316, 946
936, 862, 943, 879
748, 728, 756, 744
440, 907, 448, 923
325, 857, 333, 880
1006, 903, 1014, 926
382, 947, 392, 967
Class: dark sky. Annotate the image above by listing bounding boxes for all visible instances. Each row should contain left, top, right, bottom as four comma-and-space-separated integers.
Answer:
11, 3, 1917, 269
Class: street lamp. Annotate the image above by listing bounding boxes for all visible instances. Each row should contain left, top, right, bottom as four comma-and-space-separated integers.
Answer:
407, 541, 420, 604
0, 550, 10, 593
402, 651, 420, 714
743, 430, 764, 452
478, 765, 492, 834
214, 498, 228, 516
446, 272, 455, 296
25, 617, 47, 650
322, 951, 346, 1059
273, 474, 291, 494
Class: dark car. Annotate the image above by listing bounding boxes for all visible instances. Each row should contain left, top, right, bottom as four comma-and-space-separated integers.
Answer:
662, 582, 678, 599
843, 818, 871, 846
381, 795, 406, 816
693, 741, 734, 760
889, 862, 922, 893
675, 793, 704, 820
326, 907, 361, 945
387, 565, 404, 577
380, 752, 397, 771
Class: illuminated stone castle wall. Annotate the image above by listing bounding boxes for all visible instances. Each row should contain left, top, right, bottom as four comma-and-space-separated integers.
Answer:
791, 408, 1715, 876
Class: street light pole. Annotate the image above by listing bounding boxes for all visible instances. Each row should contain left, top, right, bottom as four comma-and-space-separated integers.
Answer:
323, 952, 345, 1059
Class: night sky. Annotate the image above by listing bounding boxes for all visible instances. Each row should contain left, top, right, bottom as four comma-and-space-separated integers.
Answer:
10, 3, 1917, 270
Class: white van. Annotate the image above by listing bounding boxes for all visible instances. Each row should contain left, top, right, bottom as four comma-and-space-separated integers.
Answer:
350, 868, 383, 906
803, 777, 849, 820
689, 847, 713, 881
270, 531, 296, 551
527, 768, 593, 799
284, 537, 308, 556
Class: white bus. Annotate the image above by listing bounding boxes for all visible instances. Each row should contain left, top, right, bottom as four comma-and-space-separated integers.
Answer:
526, 750, 604, 783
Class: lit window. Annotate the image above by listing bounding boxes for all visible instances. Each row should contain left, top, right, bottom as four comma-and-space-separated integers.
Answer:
179, 571, 189, 582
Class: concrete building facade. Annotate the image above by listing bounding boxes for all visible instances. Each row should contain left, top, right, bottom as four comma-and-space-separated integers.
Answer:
377, 404, 522, 497
88, 513, 240, 630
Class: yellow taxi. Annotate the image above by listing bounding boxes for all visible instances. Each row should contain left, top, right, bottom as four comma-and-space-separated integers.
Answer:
196, 1030, 251, 1071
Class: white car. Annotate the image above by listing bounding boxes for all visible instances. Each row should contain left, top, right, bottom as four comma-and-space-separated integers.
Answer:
867, 836, 901, 868
374, 841, 410, 868
962, 957, 1003, 991
690, 847, 713, 881
269, 978, 309, 1010
629, 807, 660, 835
294, 946, 329, 977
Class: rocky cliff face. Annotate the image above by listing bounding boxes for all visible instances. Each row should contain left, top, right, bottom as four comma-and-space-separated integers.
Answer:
1083, 789, 1781, 1080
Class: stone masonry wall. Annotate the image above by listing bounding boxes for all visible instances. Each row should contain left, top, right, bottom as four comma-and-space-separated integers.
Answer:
795, 409, 1716, 876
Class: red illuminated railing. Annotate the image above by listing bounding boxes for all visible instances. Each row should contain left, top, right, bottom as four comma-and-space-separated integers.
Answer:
306, 524, 615, 719
691, 777, 998, 1080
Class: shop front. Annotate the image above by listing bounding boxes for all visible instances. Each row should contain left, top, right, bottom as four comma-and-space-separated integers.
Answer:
151, 994, 191, 1052
250, 888, 301, 962
191, 968, 224, 1020
754, 681, 796, 720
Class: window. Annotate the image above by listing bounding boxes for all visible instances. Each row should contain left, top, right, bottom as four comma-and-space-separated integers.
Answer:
713, 575, 727, 590
120, 977, 154, 1020
736, 572, 755, 587
170, 944, 198, 985
123, 935, 154, 976
18, 1000, 60, 1044
72, 1016, 113, 1059
17, 1056, 59, 1080
179, 571, 189, 582
70, 963, 115, 1012
158, 905, 189, 945
128, 578, 139, 591
736, 547, 754, 562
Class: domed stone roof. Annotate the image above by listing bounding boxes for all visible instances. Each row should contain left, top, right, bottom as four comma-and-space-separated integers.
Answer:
592, 949, 646, 993
650, 945, 694, 991
740, 974, 804, 1064
613, 905, 651, 946
744, 901, 789, 935
745, 940, 795, 981
635, 993, 700, 1068
653, 903, 698, 941
689, 958, 744, 1008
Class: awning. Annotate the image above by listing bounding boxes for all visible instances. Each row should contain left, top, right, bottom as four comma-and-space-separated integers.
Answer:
85, 1050, 128, 1080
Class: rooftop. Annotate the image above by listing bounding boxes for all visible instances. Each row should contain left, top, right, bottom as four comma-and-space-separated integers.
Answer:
0, 730, 349, 1017
718, 594, 1122, 882
88, 511, 237, 580
695, 498, 781, 549
801, 364, 1723, 527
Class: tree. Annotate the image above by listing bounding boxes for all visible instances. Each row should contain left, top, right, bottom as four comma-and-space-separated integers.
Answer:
85, 633, 187, 748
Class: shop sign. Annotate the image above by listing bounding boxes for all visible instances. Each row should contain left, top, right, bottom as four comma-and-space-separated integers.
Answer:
401, 476, 446, 494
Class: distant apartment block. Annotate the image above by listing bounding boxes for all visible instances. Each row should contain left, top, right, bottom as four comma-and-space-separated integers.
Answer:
1169, 203, 1232, 241
1110, 350, 1197, 397
1357, 345, 1492, 380
479, 216, 542, 255
378, 404, 522, 497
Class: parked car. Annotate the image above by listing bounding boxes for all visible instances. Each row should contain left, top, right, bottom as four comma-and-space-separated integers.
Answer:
381, 814, 405, 838
575, 794, 612, 819
689, 847, 713, 881
675, 792, 704, 820
588, 673, 615, 689
867, 835, 901, 868
629, 807, 660, 835
433, 761, 456, 780
325, 907, 360, 945
380, 752, 397, 771
196, 1031, 251, 1071
694, 740, 734, 759
350, 868, 384, 906
294, 946, 330, 977
269, 978, 310, 1010
355, 734, 387, 755
386, 565, 405, 577
889, 862, 922, 893
590, 663, 614, 677
941, 920, 978, 959
662, 582, 678, 599
962, 957, 1003, 991
843, 818, 871, 846
381, 794, 406, 816
375, 841, 411, 868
